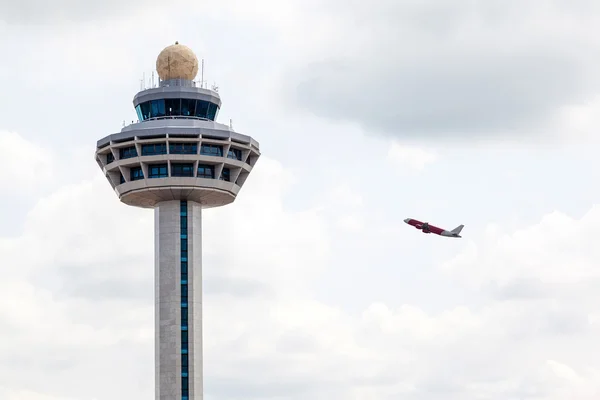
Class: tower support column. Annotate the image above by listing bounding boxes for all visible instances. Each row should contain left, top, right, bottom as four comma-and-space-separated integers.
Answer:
155, 200, 203, 400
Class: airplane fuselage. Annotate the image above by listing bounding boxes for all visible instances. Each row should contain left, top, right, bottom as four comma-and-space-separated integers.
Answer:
403, 218, 463, 238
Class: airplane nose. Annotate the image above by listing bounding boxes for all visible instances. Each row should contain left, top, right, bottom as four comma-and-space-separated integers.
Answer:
403, 218, 410, 223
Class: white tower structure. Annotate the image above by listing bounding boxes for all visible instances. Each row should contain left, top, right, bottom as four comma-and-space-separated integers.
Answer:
94, 42, 260, 400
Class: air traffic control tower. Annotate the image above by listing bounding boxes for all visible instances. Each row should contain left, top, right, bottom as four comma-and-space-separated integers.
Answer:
94, 42, 260, 399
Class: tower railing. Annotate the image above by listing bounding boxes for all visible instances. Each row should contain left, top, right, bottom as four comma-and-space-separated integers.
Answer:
139, 76, 219, 92
144, 115, 211, 122
159, 78, 198, 88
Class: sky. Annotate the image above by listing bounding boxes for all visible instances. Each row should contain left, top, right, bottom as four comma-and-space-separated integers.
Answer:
2, 1, 600, 399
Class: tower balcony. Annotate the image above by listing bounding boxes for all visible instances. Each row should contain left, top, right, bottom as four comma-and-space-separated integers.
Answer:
95, 120, 260, 209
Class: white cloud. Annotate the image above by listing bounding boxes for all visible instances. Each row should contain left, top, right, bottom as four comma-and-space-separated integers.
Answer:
315, 184, 365, 233
326, 184, 364, 208
336, 214, 363, 232
0, 0, 163, 24
203, 157, 330, 295
284, 0, 600, 140
0, 131, 53, 192
0, 142, 333, 399
4, 138, 600, 399
387, 141, 437, 170
2, 3, 600, 399
551, 94, 600, 142
0, 390, 79, 400
442, 207, 600, 290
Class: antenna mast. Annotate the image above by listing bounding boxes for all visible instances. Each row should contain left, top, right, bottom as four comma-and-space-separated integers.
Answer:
201, 59, 204, 88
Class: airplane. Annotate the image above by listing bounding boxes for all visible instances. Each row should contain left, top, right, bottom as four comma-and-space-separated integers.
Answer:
403, 218, 464, 238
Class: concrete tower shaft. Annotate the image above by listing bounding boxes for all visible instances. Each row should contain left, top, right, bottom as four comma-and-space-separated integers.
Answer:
155, 200, 203, 398
94, 42, 260, 400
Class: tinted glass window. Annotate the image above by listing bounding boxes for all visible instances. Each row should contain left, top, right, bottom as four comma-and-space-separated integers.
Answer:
181, 99, 196, 116
227, 148, 242, 160
140, 102, 151, 120
137, 99, 218, 120
119, 146, 137, 159
197, 164, 214, 178
200, 144, 222, 157
148, 164, 168, 178
135, 105, 143, 122
195, 101, 209, 119
130, 166, 144, 181
220, 168, 230, 181
172, 163, 194, 177
165, 98, 181, 116
208, 103, 218, 120
141, 143, 167, 156
169, 143, 197, 154
150, 99, 166, 118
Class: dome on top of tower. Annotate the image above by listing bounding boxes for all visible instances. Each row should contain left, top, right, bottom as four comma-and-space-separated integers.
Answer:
156, 41, 199, 81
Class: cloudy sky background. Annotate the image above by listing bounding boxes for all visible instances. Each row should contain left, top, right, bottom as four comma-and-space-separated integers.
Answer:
2, 0, 600, 399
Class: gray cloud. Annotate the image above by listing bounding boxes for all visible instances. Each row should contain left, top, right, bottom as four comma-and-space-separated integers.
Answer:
287, 0, 600, 140
4, 6, 600, 398
488, 278, 600, 305
0, 0, 159, 23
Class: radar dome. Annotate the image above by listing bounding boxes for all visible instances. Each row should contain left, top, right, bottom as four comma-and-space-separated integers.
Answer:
156, 41, 199, 81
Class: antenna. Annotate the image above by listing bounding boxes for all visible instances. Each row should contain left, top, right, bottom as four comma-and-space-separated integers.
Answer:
201, 59, 204, 89
229, 119, 233, 130
143, 72, 146, 90
152, 71, 155, 88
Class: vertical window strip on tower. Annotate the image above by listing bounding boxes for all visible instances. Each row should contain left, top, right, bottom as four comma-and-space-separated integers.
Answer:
180, 200, 189, 400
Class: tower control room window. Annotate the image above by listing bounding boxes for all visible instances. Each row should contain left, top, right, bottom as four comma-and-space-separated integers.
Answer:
135, 105, 143, 122
208, 103, 218, 120
195, 101, 209, 119
165, 98, 181, 116
197, 165, 214, 179
130, 166, 144, 181
200, 144, 222, 157
141, 143, 167, 156
136, 99, 219, 121
148, 164, 168, 178
181, 99, 196, 116
170, 143, 197, 154
171, 163, 194, 177
150, 99, 166, 118
106, 152, 114, 164
139, 102, 150, 120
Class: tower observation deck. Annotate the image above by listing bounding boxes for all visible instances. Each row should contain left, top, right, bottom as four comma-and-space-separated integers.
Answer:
94, 42, 260, 400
